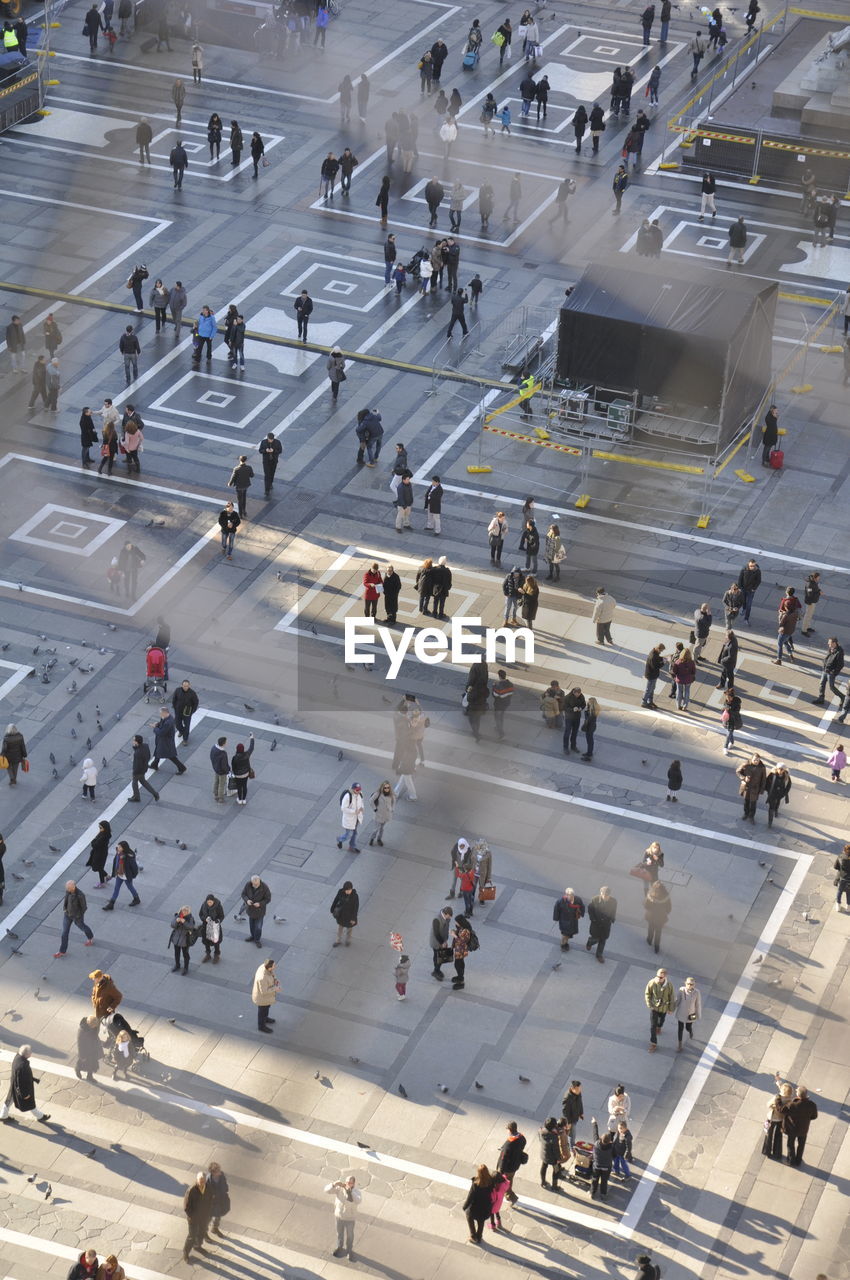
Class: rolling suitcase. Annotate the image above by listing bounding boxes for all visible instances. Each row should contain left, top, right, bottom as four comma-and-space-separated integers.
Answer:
462, 47, 479, 68
769, 448, 784, 470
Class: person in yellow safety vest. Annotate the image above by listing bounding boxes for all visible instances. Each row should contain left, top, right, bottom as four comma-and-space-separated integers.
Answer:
3, 23, 21, 52
518, 370, 535, 419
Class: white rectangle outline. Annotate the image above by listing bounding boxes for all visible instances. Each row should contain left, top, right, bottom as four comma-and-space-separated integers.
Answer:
149, 370, 281, 429
8, 503, 126, 559
0, 702, 813, 1245
0, 455, 219, 616
279, 263, 387, 314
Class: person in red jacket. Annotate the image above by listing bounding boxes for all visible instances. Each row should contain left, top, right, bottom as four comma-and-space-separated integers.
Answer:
363, 563, 383, 619
455, 864, 476, 915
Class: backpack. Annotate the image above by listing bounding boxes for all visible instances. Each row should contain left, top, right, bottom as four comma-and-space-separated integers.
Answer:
340, 789, 352, 806
185, 925, 200, 947
467, 928, 480, 952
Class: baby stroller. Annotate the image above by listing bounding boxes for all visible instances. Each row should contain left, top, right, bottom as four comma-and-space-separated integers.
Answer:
101, 1011, 149, 1079
144, 644, 168, 701
404, 247, 429, 281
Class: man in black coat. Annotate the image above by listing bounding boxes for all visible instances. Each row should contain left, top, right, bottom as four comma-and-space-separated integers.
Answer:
424, 177, 444, 227
444, 238, 460, 292
151, 708, 187, 774
642, 643, 665, 708
424, 475, 443, 535
258, 433, 283, 496
737, 558, 761, 624
172, 679, 200, 744
761, 404, 779, 465
814, 636, 844, 707
219, 501, 240, 559
130, 733, 160, 802
553, 888, 585, 950
716, 629, 739, 690
294, 290, 313, 341
169, 142, 188, 188
446, 288, 468, 339
562, 687, 586, 754
785, 1086, 818, 1166
228, 454, 254, 517
496, 1121, 526, 1203
241, 875, 271, 945
429, 38, 447, 83
183, 1172, 213, 1262
431, 555, 452, 619
0, 1045, 50, 1122
429, 905, 453, 978
586, 887, 617, 962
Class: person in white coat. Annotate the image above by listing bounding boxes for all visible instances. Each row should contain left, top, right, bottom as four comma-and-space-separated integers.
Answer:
592, 587, 617, 645
607, 1083, 631, 1130
337, 784, 364, 852
325, 1174, 362, 1259
80, 757, 98, 801
674, 975, 702, 1050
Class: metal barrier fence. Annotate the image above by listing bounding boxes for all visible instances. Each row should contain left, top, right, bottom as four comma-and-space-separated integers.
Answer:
679, 125, 850, 193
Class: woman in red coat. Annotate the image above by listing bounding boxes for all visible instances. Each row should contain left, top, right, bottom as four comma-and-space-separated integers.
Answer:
363, 563, 383, 618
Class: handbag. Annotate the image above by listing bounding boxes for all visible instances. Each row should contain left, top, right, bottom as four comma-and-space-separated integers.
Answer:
118, 442, 127, 455
0, 755, 7, 770
479, 882, 497, 902
739, 779, 748, 796
721, 710, 730, 725
504, 43, 512, 59
554, 545, 567, 563
491, 30, 505, 45
101, 443, 111, 457
437, 945, 453, 963
248, 767, 256, 779
630, 863, 652, 881
21, 759, 29, 773
227, 774, 239, 791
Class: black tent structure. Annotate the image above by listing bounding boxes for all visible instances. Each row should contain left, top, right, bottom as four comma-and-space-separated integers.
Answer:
555, 260, 778, 455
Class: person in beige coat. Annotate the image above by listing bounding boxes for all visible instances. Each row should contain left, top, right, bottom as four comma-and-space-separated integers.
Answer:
251, 958, 279, 1034
592, 587, 616, 645
325, 1174, 362, 1260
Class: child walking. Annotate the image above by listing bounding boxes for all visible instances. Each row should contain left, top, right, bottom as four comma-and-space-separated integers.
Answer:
828, 742, 847, 782
499, 104, 511, 134
489, 1170, 509, 1230
666, 758, 682, 802
80, 757, 98, 801
394, 953, 410, 1000
611, 1120, 633, 1179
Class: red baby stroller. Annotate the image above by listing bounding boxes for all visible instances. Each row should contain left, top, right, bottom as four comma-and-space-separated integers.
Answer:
144, 645, 168, 702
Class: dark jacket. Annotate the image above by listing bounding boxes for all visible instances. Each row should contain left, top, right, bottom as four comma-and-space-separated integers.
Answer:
219, 508, 240, 534
785, 1096, 818, 1136
208, 1170, 231, 1218
153, 714, 178, 756
497, 1132, 527, 1174
561, 1089, 584, 1126
645, 649, 664, 679
835, 854, 850, 884
729, 220, 748, 248
111, 846, 138, 879
431, 564, 452, 596
169, 144, 188, 171
765, 769, 791, 807
231, 740, 254, 778
63, 887, 88, 922
519, 524, 540, 554
86, 829, 111, 874
719, 635, 739, 669
804, 574, 822, 605
228, 462, 254, 491
667, 761, 682, 791
564, 690, 586, 722
169, 911, 196, 948
230, 124, 243, 152
172, 685, 199, 718
424, 481, 443, 513
119, 331, 140, 356
241, 878, 271, 918
199, 896, 225, 927
450, 290, 467, 317
592, 1137, 614, 1171
80, 411, 98, 447
8, 1052, 38, 1111
76, 1019, 100, 1072
462, 1179, 493, 1217
823, 644, 844, 675
539, 1126, 561, 1164
738, 563, 761, 592
503, 569, 525, 598
723, 585, 744, 618
644, 887, 671, 929
415, 564, 434, 595
384, 238, 397, 264
331, 887, 359, 928
424, 179, 445, 208
762, 410, 779, 448
590, 104, 605, 130
184, 1181, 213, 1226
396, 479, 413, 508
383, 571, 401, 606
588, 893, 617, 938
1, 729, 27, 764
210, 744, 229, 776
553, 893, 585, 937
694, 607, 712, 639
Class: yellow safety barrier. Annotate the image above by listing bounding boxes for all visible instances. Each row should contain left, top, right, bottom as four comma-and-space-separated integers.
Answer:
790, 384, 813, 393
590, 450, 704, 475
483, 423, 582, 456
821, 345, 843, 353
749, 176, 761, 184
695, 514, 711, 529
575, 494, 591, 509
534, 427, 550, 440
482, 383, 540, 424
467, 465, 493, 474
658, 162, 680, 170
734, 469, 756, 483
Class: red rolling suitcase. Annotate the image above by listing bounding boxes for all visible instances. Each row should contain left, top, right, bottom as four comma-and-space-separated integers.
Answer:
769, 449, 784, 470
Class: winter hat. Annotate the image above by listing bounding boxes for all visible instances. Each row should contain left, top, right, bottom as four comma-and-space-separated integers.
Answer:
236, 743, 244, 752
352, 783, 362, 792
457, 838, 469, 853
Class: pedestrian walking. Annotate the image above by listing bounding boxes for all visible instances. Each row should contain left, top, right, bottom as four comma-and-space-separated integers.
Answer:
101, 841, 141, 910
495, 1120, 526, 1202
1, 1045, 49, 1122
28, 355, 48, 408
326, 1175, 362, 1260
338, 783, 364, 850
612, 164, 628, 213
45, 358, 60, 410
721, 687, 742, 753
645, 966, 674, 1051
5, 313, 24, 373
774, 585, 802, 664
1, 723, 27, 786
813, 636, 844, 704
393, 713, 419, 795
79, 757, 97, 801
150, 707, 187, 774
357, 72, 369, 121
169, 280, 187, 333
218, 501, 240, 560
250, 131, 265, 177
572, 104, 588, 153
801, 571, 824, 635
672, 646, 696, 710
424, 176, 444, 227
536, 74, 550, 119
553, 887, 585, 951
639, 840, 664, 893
644, 881, 671, 953
367, 780, 395, 847
586, 886, 616, 962
331, 881, 359, 946
314, 2, 329, 46
319, 151, 339, 200
182, 1173, 213, 1262
198, 894, 224, 963
765, 761, 791, 825
737, 752, 767, 820
505, 172, 522, 222
84, 2, 103, 50
698, 171, 717, 221
550, 177, 576, 226
171, 679, 198, 746
86, 819, 112, 885
463, 1166, 493, 1243
252, 957, 278, 1032
727, 215, 747, 266
449, 181, 468, 231
828, 741, 847, 782
149, 278, 169, 332
737, 558, 761, 623
495, 18, 512, 66
227, 454, 254, 518
241, 873, 270, 946
118, 326, 140, 383
42, 312, 62, 356
492, 668, 513, 739
759, 402, 780, 465
648, 64, 661, 104
294, 289, 312, 342
79, 407, 98, 467
169, 905, 196, 974
674, 975, 702, 1050
54, 881, 95, 958
690, 29, 705, 76
641, 2, 655, 43
666, 759, 682, 802
592, 586, 616, 644
446, 287, 469, 338
339, 74, 353, 122
258, 433, 282, 494
169, 140, 189, 188
129, 734, 159, 805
